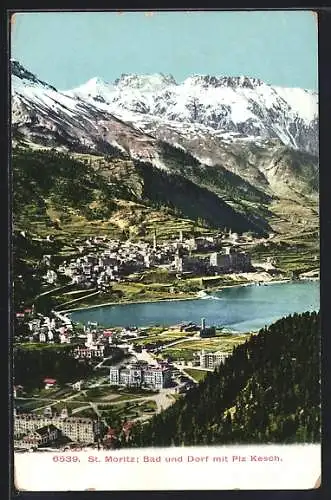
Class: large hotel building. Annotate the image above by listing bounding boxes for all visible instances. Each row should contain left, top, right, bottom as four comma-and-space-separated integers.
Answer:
199, 350, 230, 369
109, 362, 171, 390
14, 412, 100, 447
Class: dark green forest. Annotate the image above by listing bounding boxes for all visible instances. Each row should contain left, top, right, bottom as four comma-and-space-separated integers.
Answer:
123, 311, 320, 446
14, 344, 93, 390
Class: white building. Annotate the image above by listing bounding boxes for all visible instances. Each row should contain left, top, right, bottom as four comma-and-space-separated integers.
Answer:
72, 275, 85, 285
59, 332, 70, 344
85, 332, 94, 347
210, 248, 251, 272
45, 270, 57, 285
28, 319, 41, 333
39, 332, 46, 343
109, 363, 171, 390
73, 345, 105, 359
199, 350, 230, 369
72, 381, 83, 391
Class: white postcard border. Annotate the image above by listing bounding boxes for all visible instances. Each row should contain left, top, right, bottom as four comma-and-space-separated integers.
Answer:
14, 444, 321, 491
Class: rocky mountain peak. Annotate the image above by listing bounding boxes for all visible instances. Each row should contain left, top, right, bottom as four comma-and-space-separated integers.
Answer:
225, 76, 265, 88
11, 60, 57, 92
114, 73, 177, 90
74, 76, 113, 96
183, 74, 264, 89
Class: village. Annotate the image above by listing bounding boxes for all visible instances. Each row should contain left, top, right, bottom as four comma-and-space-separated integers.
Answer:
38, 229, 254, 291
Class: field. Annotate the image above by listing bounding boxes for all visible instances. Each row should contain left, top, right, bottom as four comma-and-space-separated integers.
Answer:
16, 342, 73, 352
15, 144, 209, 244
15, 383, 161, 422
251, 244, 319, 275
165, 335, 249, 352
183, 368, 209, 382
100, 399, 158, 424
133, 331, 193, 347
160, 334, 250, 361
24, 386, 77, 399
58, 282, 195, 310
269, 196, 319, 241
15, 398, 47, 412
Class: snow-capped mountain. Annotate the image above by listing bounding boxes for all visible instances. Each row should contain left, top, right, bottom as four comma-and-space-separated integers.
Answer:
11, 60, 171, 168
12, 60, 57, 92
11, 60, 318, 199
64, 72, 318, 157
11, 60, 319, 237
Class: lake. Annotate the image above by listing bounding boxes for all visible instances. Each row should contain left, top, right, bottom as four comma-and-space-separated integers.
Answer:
69, 280, 320, 333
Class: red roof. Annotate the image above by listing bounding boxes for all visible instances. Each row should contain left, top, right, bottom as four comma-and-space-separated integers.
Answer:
44, 378, 56, 384
107, 427, 116, 436
123, 421, 134, 430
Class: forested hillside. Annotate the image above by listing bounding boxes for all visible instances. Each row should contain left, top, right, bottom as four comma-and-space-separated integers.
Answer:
13, 146, 269, 236
133, 160, 270, 234
14, 344, 93, 391
13, 147, 120, 227
124, 311, 320, 447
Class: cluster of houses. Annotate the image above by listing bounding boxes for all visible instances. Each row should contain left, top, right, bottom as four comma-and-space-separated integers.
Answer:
173, 246, 252, 274
46, 237, 176, 289
14, 406, 103, 450
15, 301, 149, 356
71, 325, 131, 360
39, 231, 252, 290
15, 307, 135, 366
172, 232, 252, 274
14, 405, 137, 451
15, 309, 74, 344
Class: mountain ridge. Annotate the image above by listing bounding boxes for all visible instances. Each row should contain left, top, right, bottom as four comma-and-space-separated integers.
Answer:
63, 68, 318, 156
11, 60, 319, 239
64, 71, 316, 93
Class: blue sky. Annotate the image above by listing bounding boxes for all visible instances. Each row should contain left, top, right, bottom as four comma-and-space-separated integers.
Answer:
11, 10, 318, 90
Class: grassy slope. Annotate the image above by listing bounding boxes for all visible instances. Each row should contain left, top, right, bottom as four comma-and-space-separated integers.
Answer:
13, 145, 208, 240
13, 145, 268, 242
183, 368, 209, 382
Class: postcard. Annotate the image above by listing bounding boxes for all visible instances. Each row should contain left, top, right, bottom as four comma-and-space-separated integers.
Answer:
11, 9, 320, 491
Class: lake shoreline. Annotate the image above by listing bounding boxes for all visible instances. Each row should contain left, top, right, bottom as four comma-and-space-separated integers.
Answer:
60, 294, 206, 314
59, 276, 319, 315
